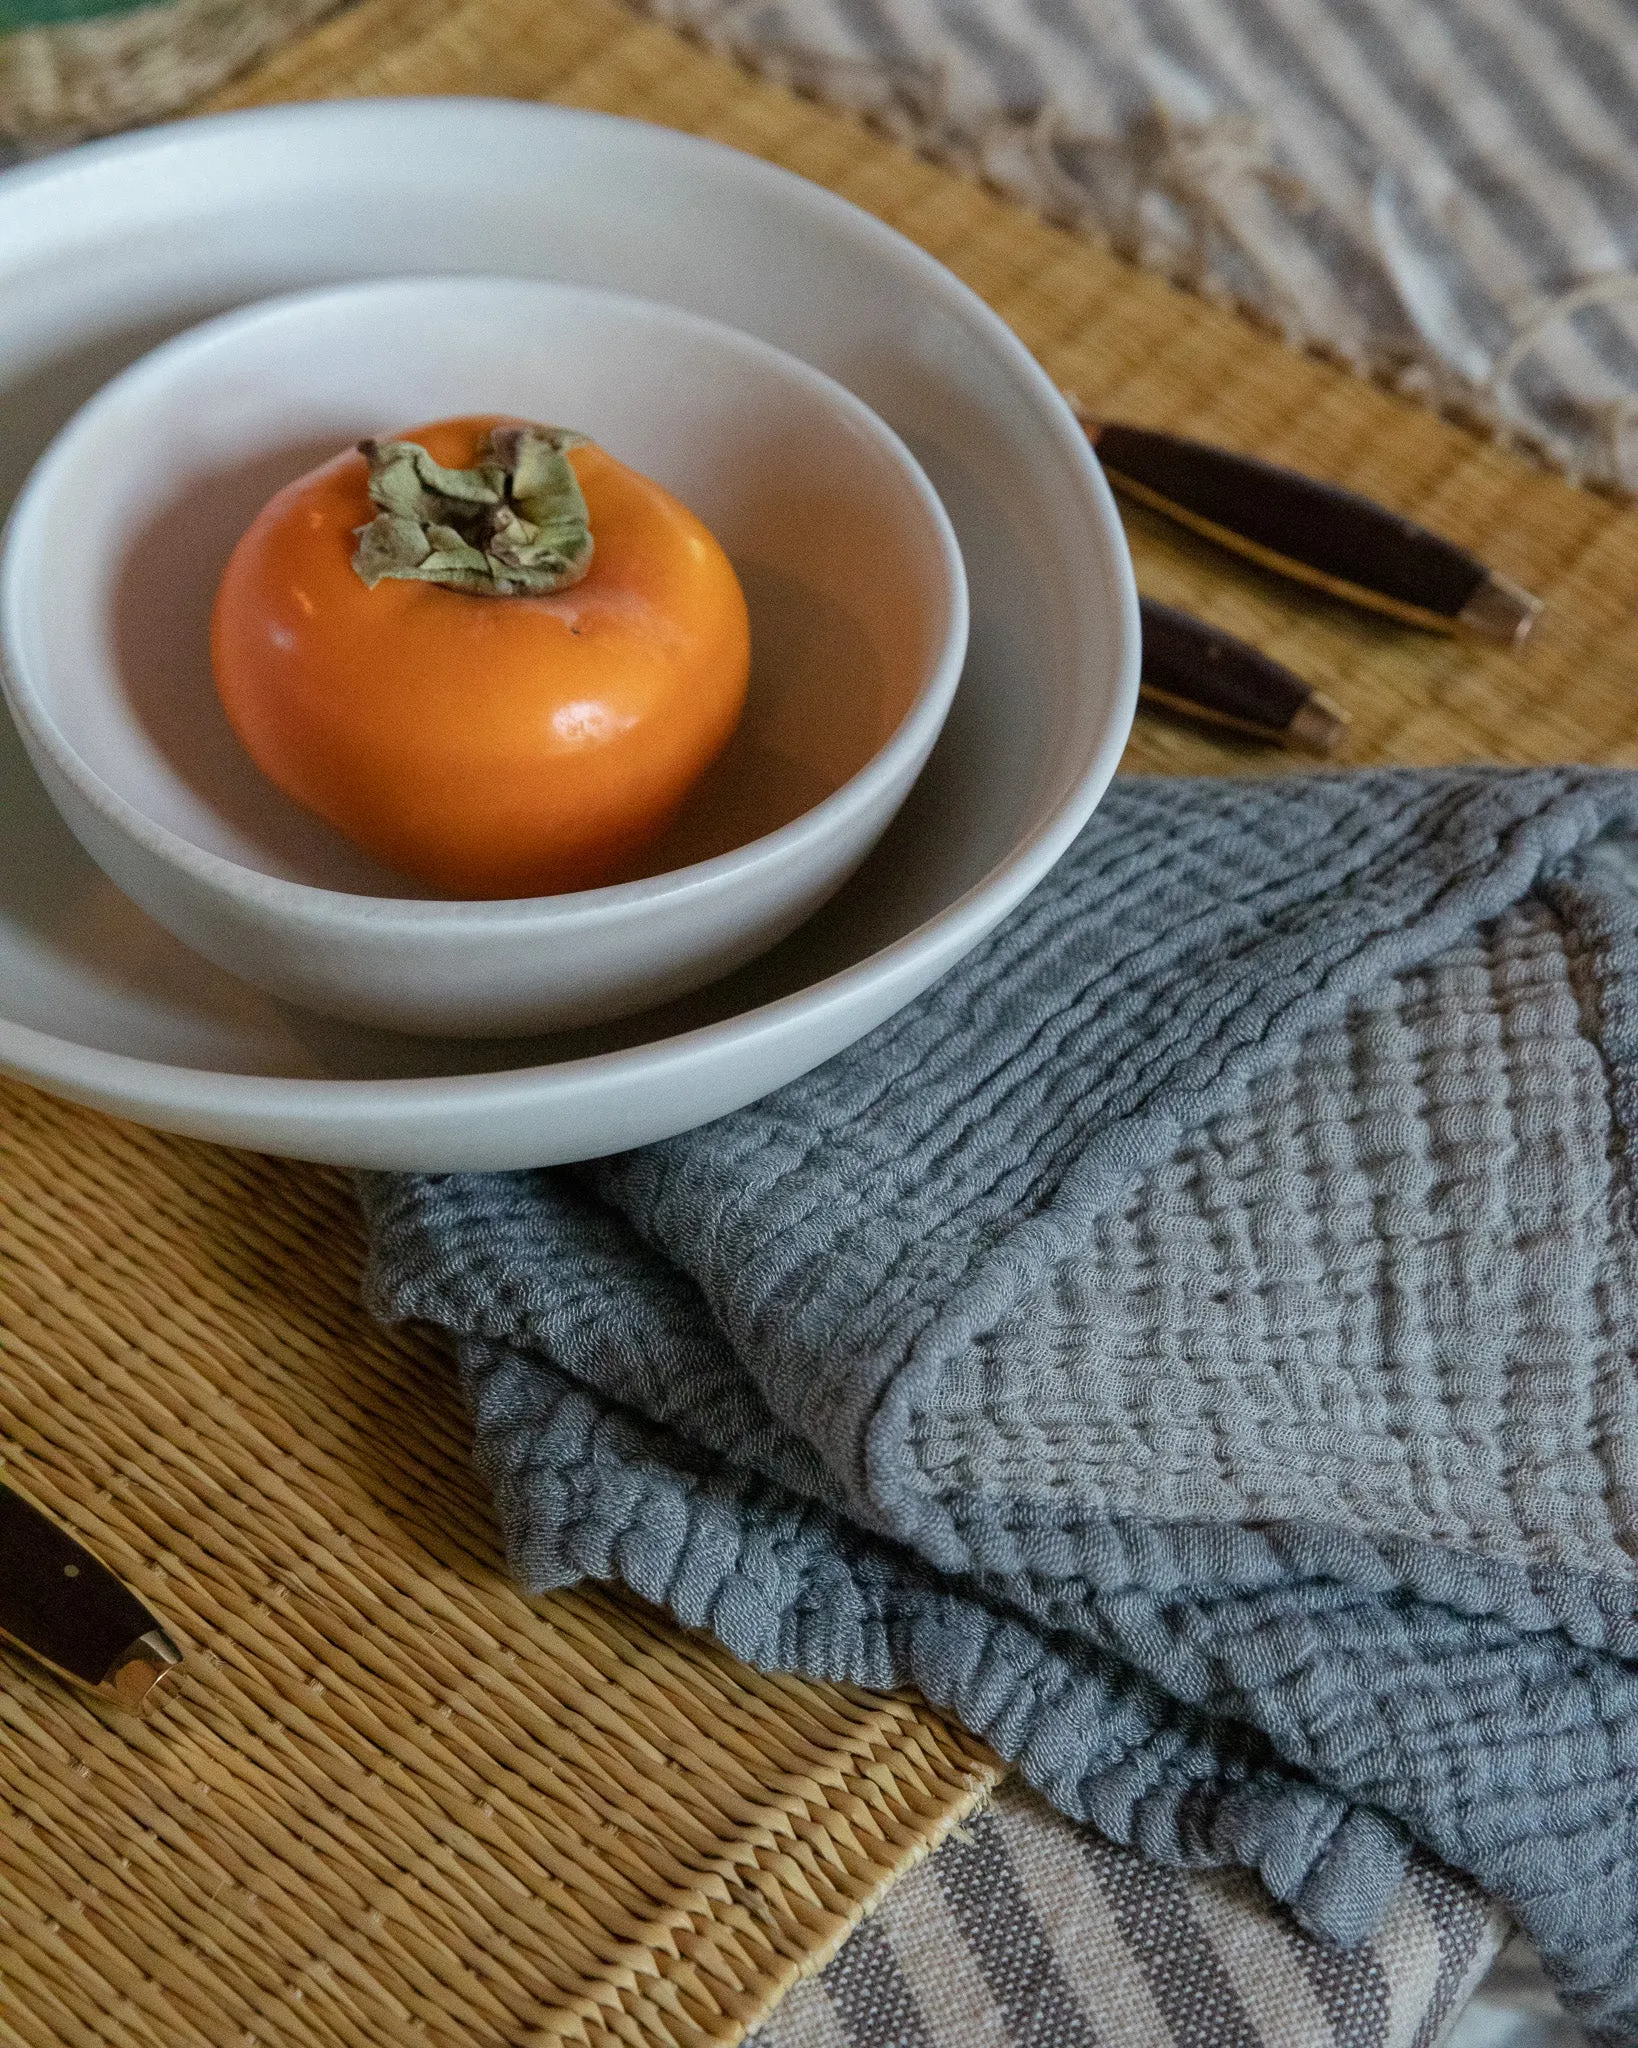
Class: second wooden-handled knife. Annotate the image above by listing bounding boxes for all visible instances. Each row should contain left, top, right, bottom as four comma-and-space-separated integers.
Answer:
1074, 406, 1543, 645
1138, 598, 1348, 753
0, 1479, 181, 1709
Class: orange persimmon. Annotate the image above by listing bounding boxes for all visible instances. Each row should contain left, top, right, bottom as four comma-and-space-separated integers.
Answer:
211, 414, 751, 898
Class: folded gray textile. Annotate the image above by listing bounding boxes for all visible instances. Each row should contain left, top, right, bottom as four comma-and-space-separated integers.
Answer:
363, 768, 1638, 2045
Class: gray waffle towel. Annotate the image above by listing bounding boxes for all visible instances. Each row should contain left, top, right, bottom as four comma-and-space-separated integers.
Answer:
364, 769, 1638, 2044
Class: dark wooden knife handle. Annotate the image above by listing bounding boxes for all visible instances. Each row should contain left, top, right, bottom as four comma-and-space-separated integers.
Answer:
0, 1479, 179, 1705
0, 1480, 152, 1681
1094, 422, 1538, 642
1139, 598, 1346, 753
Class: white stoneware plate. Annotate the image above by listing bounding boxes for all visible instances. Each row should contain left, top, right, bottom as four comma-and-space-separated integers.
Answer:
0, 99, 1139, 1170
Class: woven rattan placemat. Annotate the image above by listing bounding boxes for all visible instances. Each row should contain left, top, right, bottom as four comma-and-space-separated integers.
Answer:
7, 3, 1638, 2045
0, 1082, 997, 2047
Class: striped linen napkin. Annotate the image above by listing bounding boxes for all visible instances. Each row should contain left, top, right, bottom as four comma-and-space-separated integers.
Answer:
663, 0, 1638, 491
760, 1779, 1507, 2048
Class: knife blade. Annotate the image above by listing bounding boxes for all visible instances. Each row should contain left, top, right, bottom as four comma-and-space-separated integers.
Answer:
1073, 407, 1542, 645
0, 1479, 181, 1709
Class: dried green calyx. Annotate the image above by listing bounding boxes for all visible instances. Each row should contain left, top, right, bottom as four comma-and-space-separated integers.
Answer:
351, 422, 594, 596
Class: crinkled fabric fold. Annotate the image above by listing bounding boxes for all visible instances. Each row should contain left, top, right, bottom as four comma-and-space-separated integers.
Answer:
364, 769, 1638, 2044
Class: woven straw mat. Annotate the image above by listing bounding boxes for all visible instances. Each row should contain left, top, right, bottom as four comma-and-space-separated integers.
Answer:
0, 1092, 998, 2048
6, 2, 1638, 2045
0, 0, 351, 146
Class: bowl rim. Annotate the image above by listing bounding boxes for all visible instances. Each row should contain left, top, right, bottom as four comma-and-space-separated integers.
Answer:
0, 96, 1140, 1158
0, 271, 971, 930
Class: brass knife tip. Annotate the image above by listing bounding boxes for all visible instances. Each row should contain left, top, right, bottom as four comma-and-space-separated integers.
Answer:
104, 1628, 183, 1712
1288, 692, 1351, 757
1457, 570, 1543, 646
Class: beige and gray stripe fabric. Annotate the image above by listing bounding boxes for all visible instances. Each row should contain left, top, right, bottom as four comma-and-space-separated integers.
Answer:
657, 0, 1638, 492
759, 1782, 1508, 2048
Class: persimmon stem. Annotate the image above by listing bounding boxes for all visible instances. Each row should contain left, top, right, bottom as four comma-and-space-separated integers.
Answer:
351, 422, 594, 596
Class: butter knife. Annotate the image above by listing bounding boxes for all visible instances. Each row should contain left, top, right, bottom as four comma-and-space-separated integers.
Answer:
0, 1479, 181, 1709
1073, 407, 1543, 645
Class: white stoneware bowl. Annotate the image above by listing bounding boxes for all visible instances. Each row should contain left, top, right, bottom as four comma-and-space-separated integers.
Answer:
0, 99, 1139, 1168
0, 277, 969, 1036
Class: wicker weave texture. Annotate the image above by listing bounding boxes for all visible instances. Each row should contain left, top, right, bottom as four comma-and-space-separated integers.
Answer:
212, 0, 1638, 780
0, 1081, 996, 2048
0, 0, 350, 144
